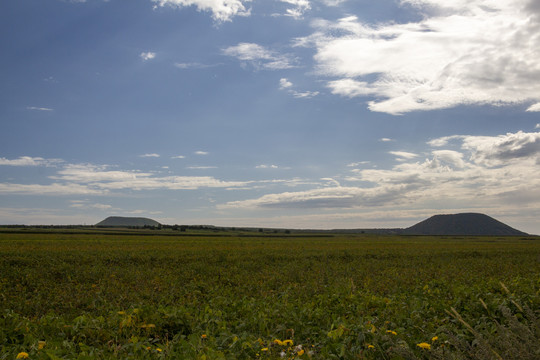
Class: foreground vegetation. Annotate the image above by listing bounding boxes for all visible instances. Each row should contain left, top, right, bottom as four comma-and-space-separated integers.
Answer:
1, 230, 539, 359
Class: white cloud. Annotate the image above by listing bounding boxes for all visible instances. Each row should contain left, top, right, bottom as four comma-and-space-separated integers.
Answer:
174, 62, 220, 69
140, 153, 160, 158
432, 150, 466, 168
459, 131, 540, 166
152, 0, 251, 22
291, 90, 319, 98
0, 183, 105, 196
536, 124, 540, 129
320, 0, 346, 5
280, 0, 311, 19
428, 136, 456, 147
527, 103, 540, 112
303, 0, 540, 114
321, 177, 341, 187
70, 200, 112, 210
389, 151, 418, 160
429, 131, 540, 166
380, 138, 393, 142
279, 78, 319, 98
221, 130, 540, 216
171, 155, 186, 159
256, 164, 279, 169
27, 106, 53, 111
195, 151, 208, 155
280, 78, 293, 89
347, 161, 369, 167
223, 43, 296, 70
140, 52, 156, 61
49, 164, 248, 191
220, 183, 420, 209
0, 156, 62, 167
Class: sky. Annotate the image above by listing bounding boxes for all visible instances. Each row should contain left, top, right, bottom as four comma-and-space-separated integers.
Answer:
1, 0, 539, 234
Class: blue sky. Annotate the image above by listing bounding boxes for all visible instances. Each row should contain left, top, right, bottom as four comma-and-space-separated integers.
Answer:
1, 0, 539, 233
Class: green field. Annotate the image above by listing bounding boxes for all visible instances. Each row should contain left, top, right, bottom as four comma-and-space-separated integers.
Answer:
1, 230, 539, 359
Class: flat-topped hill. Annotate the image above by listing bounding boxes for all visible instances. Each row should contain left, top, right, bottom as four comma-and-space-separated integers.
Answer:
403, 213, 527, 236
96, 216, 161, 227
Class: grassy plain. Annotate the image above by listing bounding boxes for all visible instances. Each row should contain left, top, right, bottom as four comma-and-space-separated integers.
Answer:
1, 229, 539, 359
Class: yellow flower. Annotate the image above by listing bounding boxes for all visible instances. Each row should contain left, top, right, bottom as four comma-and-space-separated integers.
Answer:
417, 342, 431, 350
261, 348, 269, 352
273, 339, 284, 346
201, 334, 207, 339
283, 339, 293, 346
297, 349, 305, 356
156, 348, 162, 352
38, 341, 46, 350
367, 344, 375, 349
386, 330, 397, 335
431, 336, 438, 342
16, 353, 29, 359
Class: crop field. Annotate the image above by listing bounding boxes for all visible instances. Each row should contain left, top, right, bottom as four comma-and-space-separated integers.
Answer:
1, 230, 539, 359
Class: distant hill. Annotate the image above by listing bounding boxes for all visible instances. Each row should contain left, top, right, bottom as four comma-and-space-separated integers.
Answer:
96, 216, 161, 227
403, 213, 527, 236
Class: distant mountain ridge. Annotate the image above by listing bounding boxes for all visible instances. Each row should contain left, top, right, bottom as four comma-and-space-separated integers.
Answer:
96, 216, 161, 227
403, 213, 527, 236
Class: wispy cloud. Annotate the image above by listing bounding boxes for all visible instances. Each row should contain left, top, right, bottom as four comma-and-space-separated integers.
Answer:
50, 164, 248, 191
0, 183, 105, 196
347, 161, 369, 167
171, 155, 185, 159
223, 43, 296, 70
291, 90, 319, 99
220, 185, 412, 209
0, 156, 62, 167
319, 0, 346, 5
389, 151, 418, 160
27, 106, 53, 111
280, 0, 311, 19
256, 164, 279, 169
221, 130, 540, 214
301, 0, 540, 114
194, 151, 208, 155
70, 200, 112, 210
140, 153, 160, 158
140, 52, 156, 61
380, 138, 393, 142
152, 0, 252, 22
279, 78, 319, 98
174, 62, 221, 69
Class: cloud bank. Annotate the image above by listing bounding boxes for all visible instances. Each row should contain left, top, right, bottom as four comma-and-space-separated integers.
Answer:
300, 0, 540, 114
221, 131, 540, 212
